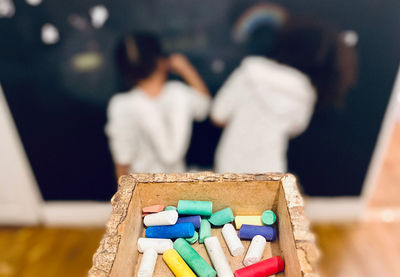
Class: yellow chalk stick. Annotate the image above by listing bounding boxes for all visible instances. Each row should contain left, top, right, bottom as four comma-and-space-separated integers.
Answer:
162, 249, 196, 277
234, 216, 263, 229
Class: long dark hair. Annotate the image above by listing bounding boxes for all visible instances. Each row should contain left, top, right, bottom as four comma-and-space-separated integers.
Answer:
116, 32, 165, 90
270, 18, 358, 106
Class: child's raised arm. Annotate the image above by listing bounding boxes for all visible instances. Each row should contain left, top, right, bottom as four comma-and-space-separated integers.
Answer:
168, 54, 210, 97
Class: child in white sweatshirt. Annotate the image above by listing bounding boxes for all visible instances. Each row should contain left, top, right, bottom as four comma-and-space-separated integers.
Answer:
106, 33, 210, 177
211, 19, 357, 173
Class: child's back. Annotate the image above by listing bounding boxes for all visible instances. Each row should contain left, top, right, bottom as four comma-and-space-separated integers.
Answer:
212, 18, 357, 173
212, 57, 316, 173
107, 81, 209, 173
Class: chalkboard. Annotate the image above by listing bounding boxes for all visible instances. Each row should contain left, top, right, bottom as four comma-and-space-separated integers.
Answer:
1, 0, 399, 200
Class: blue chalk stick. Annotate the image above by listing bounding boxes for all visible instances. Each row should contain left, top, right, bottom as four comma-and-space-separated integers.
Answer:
238, 224, 276, 241
176, 215, 201, 229
146, 222, 195, 239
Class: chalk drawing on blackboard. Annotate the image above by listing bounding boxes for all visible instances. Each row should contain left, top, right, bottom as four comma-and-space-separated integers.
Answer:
232, 3, 288, 44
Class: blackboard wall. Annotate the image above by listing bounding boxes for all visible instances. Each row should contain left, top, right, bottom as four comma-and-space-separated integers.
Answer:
1, 0, 399, 200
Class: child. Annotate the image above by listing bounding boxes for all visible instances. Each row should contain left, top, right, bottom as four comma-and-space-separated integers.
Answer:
106, 33, 211, 177
211, 19, 357, 173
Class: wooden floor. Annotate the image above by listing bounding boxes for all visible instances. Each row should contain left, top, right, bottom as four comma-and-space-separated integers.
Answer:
0, 223, 399, 277
0, 227, 104, 277
313, 222, 400, 277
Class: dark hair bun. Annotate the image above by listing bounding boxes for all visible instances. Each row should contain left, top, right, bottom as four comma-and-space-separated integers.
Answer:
116, 32, 165, 89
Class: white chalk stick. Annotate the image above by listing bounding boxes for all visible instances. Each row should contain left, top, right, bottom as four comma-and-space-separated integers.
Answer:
221, 223, 244, 256
143, 210, 178, 227
138, 248, 157, 277
243, 235, 266, 266
138, 238, 173, 254
204, 236, 234, 277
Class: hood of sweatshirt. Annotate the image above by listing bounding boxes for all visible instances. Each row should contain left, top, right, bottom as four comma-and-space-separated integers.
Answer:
239, 56, 317, 116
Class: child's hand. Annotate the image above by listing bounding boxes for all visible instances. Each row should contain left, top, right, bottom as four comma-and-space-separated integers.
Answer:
168, 54, 194, 76
168, 53, 210, 97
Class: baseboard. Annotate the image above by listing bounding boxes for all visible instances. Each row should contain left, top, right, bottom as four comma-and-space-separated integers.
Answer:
41, 197, 365, 226
41, 201, 112, 226
364, 207, 400, 222
0, 204, 42, 225
305, 197, 364, 223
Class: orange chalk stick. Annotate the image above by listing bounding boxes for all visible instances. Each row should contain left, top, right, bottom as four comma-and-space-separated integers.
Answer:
142, 204, 165, 213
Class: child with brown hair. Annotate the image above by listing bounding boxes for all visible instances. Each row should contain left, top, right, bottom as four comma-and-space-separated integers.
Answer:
106, 33, 211, 177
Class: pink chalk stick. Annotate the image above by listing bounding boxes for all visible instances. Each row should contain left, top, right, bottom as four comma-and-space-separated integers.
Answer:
142, 204, 165, 213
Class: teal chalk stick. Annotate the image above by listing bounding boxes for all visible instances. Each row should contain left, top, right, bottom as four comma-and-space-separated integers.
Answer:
185, 231, 199, 244
208, 207, 234, 226
177, 200, 212, 216
165, 206, 177, 211
173, 238, 216, 277
262, 210, 277, 225
199, 219, 211, 244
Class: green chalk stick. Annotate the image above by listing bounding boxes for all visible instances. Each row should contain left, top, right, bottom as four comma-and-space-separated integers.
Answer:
199, 219, 211, 243
262, 210, 277, 225
177, 200, 212, 216
165, 206, 177, 211
173, 238, 216, 277
185, 231, 198, 244
208, 207, 234, 226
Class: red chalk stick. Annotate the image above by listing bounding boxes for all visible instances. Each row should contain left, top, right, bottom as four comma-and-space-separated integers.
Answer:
142, 204, 165, 213
234, 256, 284, 277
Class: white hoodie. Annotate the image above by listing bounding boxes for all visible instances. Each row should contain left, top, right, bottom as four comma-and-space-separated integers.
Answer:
211, 57, 316, 173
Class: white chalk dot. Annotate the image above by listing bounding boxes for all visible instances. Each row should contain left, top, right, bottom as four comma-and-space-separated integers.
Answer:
0, 0, 15, 18
25, 0, 42, 6
341, 30, 358, 47
41, 23, 59, 44
89, 5, 109, 29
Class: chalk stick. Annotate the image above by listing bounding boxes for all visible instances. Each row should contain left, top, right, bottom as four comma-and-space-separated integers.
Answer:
238, 224, 276, 241
204, 237, 234, 277
177, 215, 201, 229
173, 238, 217, 277
163, 249, 196, 277
221, 224, 244, 256
234, 216, 263, 229
165, 206, 177, 211
146, 223, 195, 239
177, 200, 212, 216
199, 219, 211, 243
185, 231, 198, 244
142, 204, 165, 213
144, 210, 178, 227
208, 207, 234, 226
137, 238, 173, 254
261, 210, 276, 225
243, 235, 266, 266
234, 256, 285, 277
138, 248, 157, 277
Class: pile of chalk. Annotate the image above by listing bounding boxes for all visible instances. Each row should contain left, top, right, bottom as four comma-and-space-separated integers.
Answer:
137, 200, 285, 277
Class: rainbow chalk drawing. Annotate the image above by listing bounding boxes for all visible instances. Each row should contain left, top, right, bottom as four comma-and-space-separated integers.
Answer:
232, 3, 288, 43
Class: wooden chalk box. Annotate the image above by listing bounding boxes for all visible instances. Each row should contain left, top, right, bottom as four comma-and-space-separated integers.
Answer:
89, 172, 319, 277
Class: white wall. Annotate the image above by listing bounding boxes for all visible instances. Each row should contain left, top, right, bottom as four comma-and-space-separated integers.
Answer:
0, 84, 43, 224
